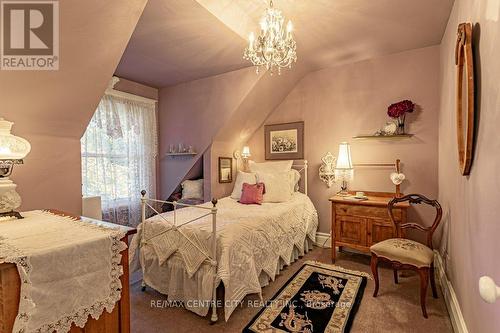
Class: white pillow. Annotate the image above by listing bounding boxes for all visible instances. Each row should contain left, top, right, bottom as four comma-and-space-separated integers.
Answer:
230, 171, 257, 200
257, 172, 292, 203
288, 169, 301, 192
248, 160, 293, 174
181, 179, 204, 199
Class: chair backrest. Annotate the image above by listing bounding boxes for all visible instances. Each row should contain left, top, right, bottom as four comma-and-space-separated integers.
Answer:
388, 194, 443, 249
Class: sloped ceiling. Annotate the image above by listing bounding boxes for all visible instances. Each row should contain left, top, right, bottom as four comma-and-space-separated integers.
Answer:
115, 0, 249, 87
123, 0, 454, 199
117, 0, 454, 87
0, 0, 148, 213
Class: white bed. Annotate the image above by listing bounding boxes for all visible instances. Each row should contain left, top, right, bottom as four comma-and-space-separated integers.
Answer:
129, 162, 318, 321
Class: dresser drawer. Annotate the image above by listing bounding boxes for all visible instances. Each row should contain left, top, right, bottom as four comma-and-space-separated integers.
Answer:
335, 204, 402, 220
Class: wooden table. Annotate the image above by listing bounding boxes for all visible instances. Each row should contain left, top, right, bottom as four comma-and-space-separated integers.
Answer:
0, 211, 136, 333
329, 192, 410, 262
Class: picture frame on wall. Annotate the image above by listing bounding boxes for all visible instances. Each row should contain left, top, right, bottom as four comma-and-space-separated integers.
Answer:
264, 121, 304, 160
218, 157, 233, 183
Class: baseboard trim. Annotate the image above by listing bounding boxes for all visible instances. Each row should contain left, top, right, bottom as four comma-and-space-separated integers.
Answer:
315, 232, 331, 248
434, 251, 468, 333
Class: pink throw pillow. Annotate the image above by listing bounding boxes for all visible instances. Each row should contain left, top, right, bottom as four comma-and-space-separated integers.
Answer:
239, 183, 265, 205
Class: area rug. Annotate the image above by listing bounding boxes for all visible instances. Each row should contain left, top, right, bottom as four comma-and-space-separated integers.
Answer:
243, 261, 370, 333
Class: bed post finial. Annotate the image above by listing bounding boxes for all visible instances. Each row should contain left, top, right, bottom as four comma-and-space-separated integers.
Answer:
141, 190, 147, 197
211, 198, 218, 207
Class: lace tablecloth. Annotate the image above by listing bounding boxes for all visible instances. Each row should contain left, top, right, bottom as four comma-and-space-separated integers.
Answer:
0, 210, 127, 333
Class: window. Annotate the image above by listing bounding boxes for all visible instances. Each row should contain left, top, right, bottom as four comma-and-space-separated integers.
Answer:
81, 94, 157, 226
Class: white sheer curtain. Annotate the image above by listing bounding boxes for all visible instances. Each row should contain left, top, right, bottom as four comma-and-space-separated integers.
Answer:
81, 94, 158, 226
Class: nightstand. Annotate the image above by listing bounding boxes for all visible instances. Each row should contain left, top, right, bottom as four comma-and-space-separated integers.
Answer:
329, 191, 410, 262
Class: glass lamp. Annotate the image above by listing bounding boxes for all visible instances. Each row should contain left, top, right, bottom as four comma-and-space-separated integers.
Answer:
334, 142, 354, 196
0, 118, 31, 219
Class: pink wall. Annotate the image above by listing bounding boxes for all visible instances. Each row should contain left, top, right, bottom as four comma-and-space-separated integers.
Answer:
157, 67, 260, 199
0, 0, 147, 215
157, 64, 309, 200
438, 0, 500, 331
248, 46, 441, 234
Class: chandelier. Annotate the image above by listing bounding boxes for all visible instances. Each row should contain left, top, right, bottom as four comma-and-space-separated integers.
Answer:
243, 0, 297, 74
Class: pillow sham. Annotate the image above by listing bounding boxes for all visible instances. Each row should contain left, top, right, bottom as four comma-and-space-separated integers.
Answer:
239, 183, 265, 205
230, 171, 257, 200
181, 179, 204, 199
256, 171, 292, 203
248, 160, 293, 174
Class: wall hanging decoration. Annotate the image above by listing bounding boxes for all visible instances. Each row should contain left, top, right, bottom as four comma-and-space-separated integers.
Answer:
319, 152, 337, 188
455, 22, 475, 176
265, 121, 304, 160
218, 157, 233, 183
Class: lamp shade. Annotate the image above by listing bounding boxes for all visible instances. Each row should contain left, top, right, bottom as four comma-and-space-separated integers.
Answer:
241, 146, 251, 158
335, 142, 353, 170
0, 118, 31, 160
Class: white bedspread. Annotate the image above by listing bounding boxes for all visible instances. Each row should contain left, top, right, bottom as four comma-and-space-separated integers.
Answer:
130, 192, 318, 320
0, 211, 127, 333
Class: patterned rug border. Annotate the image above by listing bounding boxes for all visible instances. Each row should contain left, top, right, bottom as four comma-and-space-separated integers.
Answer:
303, 260, 373, 280
243, 261, 369, 333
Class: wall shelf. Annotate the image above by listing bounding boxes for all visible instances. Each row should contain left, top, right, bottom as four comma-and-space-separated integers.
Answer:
353, 134, 414, 140
164, 152, 197, 157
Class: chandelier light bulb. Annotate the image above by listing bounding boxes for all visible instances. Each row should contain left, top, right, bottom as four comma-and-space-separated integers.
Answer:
287, 20, 293, 33
248, 32, 255, 50
260, 19, 268, 32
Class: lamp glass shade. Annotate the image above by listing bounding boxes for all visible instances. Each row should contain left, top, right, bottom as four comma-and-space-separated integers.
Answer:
241, 146, 251, 158
335, 142, 353, 170
0, 118, 31, 160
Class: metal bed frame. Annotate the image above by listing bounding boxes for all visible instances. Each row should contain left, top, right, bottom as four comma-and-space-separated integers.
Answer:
138, 160, 308, 323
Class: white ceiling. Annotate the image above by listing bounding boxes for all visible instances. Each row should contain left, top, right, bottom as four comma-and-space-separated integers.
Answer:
116, 0, 454, 88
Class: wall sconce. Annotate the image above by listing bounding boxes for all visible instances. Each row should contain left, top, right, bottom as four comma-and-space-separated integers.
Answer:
334, 142, 353, 196
319, 152, 337, 188
241, 146, 251, 159
233, 146, 251, 171
0, 118, 31, 219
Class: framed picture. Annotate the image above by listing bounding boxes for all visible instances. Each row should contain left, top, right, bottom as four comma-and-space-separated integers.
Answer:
218, 157, 233, 183
265, 121, 304, 160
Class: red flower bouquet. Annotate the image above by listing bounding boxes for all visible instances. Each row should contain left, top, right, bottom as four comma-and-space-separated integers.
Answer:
387, 100, 415, 134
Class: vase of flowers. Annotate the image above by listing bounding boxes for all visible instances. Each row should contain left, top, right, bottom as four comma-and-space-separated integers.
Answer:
387, 100, 415, 134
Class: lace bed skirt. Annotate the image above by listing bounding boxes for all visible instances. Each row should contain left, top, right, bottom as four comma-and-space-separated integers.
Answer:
142, 237, 315, 318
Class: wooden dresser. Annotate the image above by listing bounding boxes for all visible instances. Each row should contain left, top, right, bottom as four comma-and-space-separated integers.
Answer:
329, 192, 410, 262
0, 211, 136, 333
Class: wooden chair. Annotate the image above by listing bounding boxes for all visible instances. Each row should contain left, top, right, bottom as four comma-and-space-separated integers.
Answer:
370, 194, 443, 318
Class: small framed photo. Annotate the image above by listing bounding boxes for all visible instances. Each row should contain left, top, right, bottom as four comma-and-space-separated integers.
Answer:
264, 121, 304, 160
218, 157, 233, 183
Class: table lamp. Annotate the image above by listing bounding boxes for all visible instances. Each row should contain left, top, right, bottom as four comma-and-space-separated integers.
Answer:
0, 118, 31, 219
334, 142, 353, 196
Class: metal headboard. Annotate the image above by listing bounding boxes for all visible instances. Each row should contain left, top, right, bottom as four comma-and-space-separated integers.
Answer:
292, 160, 308, 195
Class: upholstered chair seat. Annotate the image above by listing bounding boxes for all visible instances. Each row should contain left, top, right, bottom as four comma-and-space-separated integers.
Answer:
370, 238, 434, 268
370, 194, 443, 318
